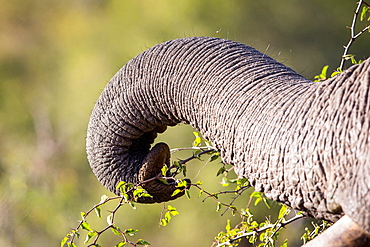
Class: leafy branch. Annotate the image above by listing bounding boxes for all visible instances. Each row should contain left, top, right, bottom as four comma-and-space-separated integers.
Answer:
339, 0, 369, 70
314, 0, 369, 82
215, 213, 304, 247
62, 135, 216, 247
62, 183, 153, 247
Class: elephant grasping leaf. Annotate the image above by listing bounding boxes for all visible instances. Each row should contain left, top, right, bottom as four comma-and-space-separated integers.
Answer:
86, 37, 370, 246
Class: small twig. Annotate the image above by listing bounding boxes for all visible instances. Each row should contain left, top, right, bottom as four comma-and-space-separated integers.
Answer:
69, 195, 121, 243
179, 149, 216, 164
89, 195, 131, 245
194, 184, 238, 211
220, 186, 250, 216
269, 212, 301, 239
339, 0, 369, 70
201, 186, 250, 200
191, 184, 250, 217
68, 181, 151, 246
170, 146, 215, 154
193, 154, 215, 180
165, 148, 216, 177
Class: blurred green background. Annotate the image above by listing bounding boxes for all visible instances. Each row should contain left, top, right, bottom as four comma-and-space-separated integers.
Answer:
0, 0, 368, 246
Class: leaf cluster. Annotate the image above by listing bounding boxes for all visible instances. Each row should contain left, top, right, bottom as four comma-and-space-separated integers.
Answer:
61, 184, 152, 247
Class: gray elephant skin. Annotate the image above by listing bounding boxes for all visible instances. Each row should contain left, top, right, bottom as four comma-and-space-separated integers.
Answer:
86, 37, 370, 245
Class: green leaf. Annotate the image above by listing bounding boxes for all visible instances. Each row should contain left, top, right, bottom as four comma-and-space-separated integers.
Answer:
129, 201, 136, 210
280, 239, 288, 247
204, 139, 213, 147
230, 206, 238, 216
216, 167, 226, 176
160, 218, 167, 226
141, 193, 153, 198
61, 236, 69, 247
262, 197, 271, 209
210, 153, 219, 162
170, 210, 179, 216
111, 226, 122, 235
343, 54, 357, 64
161, 165, 168, 176
314, 65, 329, 81
167, 205, 179, 216
237, 177, 248, 185
225, 219, 231, 232
250, 191, 270, 208
72, 230, 80, 238
195, 181, 203, 185
99, 194, 109, 204
95, 206, 102, 218
360, 6, 368, 21
221, 177, 229, 187
124, 228, 138, 236
194, 149, 202, 158
116, 181, 127, 193
278, 205, 288, 219
84, 231, 97, 244
133, 188, 146, 197
115, 241, 127, 247
80, 212, 86, 219
81, 222, 93, 231
320, 65, 328, 77
122, 193, 129, 202
172, 160, 181, 168
192, 132, 202, 147
331, 68, 342, 77
250, 191, 261, 198
198, 190, 203, 197
185, 190, 191, 199
182, 165, 187, 177
216, 202, 222, 212
167, 205, 177, 211
136, 239, 150, 245
176, 179, 188, 188
260, 231, 266, 242
107, 214, 113, 225
158, 178, 169, 185
164, 211, 172, 222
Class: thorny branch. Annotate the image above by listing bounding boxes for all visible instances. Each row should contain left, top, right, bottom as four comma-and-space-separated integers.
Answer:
69, 195, 121, 244
339, 0, 369, 70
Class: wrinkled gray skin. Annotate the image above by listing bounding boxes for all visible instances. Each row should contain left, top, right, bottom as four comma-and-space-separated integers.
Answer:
87, 37, 370, 237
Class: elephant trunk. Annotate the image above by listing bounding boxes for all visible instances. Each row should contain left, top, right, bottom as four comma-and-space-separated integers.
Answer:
86, 37, 308, 202
86, 37, 370, 237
